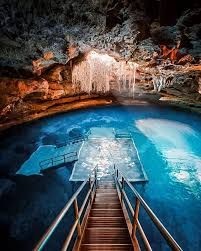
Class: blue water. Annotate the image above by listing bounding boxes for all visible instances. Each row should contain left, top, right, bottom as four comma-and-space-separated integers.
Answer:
0, 105, 201, 250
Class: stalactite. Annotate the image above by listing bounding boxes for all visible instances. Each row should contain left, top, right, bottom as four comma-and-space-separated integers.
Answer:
72, 60, 92, 93
152, 74, 174, 92
72, 51, 138, 97
128, 62, 138, 98
133, 62, 137, 98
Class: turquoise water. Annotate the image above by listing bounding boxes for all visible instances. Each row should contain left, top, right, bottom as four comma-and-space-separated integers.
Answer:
0, 105, 201, 250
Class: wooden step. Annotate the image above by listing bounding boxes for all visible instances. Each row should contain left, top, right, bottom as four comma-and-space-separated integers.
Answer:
90, 209, 123, 217
98, 179, 115, 182
87, 217, 127, 228
98, 177, 114, 181
97, 186, 116, 189
96, 192, 118, 196
94, 193, 119, 201
92, 203, 121, 209
80, 244, 134, 251
99, 180, 114, 183
95, 193, 118, 198
82, 228, 132, 244
94, 197, 120, 203
97, 184, 116, 189
96, 188, 117, 193
75, 178, 135, 251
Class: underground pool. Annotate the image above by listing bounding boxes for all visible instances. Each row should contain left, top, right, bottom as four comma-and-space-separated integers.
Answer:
0, 105, 201, 251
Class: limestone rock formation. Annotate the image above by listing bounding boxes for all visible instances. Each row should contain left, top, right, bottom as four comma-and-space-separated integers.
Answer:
0, 0, 201, 129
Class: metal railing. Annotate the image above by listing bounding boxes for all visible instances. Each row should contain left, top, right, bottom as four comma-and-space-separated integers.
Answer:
115, 129, 132, 139
33, 166, 97, 251
114, 166, 183, 251
115, 133, 132, 138
55, 136, 86, 148
55, 131, 91, 148
39, 152, 78, 171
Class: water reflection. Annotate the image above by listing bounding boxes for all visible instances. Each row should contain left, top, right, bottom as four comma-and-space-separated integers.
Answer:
136, 118, 201, 199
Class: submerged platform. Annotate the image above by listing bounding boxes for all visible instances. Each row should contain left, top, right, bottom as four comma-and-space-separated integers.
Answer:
70, 128, 147, 182
16, 143, 81, 176
17, 127, 147, 182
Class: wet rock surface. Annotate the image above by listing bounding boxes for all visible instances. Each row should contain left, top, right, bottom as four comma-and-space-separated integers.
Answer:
0, 62, 200, 130
0, 0, 200, 129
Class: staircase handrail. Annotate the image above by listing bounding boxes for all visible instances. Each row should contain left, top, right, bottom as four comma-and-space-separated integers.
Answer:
33, 165, 98, 251
114, 165, 183, 251
39, 151, 78, 170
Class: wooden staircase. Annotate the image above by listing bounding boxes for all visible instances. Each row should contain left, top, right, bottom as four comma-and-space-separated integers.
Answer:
34, 166, 183, 251
79, 176, 134, 251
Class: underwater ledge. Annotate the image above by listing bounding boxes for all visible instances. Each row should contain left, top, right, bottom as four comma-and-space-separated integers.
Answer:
0, 93, 201, 132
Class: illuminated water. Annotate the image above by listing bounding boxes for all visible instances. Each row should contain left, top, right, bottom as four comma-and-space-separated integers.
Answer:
0, 105, 201, 250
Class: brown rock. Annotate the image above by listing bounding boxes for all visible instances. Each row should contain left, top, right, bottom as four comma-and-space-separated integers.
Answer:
46, 66, 64, 82
61, 65, 72, 81
43, 51, 54, 60
49, 81, 64, 90
148, 59, 158, 67
178, 54, 194, 65
67, 44, 79, 60
32, 58, 57, 76
48, 89, 66, 100
1, 104, 14, 116
198, 77, 201, 94
18, 79, 49, 99
48, 81, 66, 99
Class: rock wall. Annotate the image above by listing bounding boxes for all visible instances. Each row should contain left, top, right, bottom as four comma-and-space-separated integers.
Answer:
0, 1, 201, 130
0, 58, 200, 131
0, 66, 77, 123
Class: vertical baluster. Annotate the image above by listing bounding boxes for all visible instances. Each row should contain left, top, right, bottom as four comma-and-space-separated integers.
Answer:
94, 167, 97, 187
89, 176, 92, 203
116, 169, 119, 179
132, 197, 140, 238
121, 176, 124, 203
74, 198, 81, 237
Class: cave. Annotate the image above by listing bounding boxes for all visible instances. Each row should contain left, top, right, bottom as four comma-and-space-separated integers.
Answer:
0, 1, 201, 251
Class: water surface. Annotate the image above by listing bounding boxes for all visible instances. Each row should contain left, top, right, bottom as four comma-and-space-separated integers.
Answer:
0, 105, 201, 250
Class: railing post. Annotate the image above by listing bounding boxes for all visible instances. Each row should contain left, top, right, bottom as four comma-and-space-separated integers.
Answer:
116, 169, 119, 179
94, 167, 97, 187
89, 176, 92, 203
132, 197, 140, 238
121, 176, 124, 203
74, 198, 81, 237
